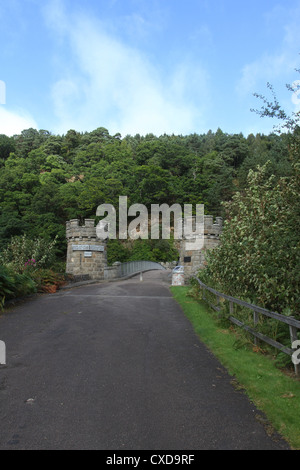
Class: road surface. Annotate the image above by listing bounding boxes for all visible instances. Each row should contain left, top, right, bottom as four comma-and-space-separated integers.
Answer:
0, 270, 290, 450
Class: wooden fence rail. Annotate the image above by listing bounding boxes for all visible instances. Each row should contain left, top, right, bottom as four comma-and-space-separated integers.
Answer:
193, 277, 300, 376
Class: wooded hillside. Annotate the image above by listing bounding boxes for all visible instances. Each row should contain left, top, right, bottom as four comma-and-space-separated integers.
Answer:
0, 126, 293, 260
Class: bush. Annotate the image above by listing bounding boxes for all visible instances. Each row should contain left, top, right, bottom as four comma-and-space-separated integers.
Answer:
29, 268, 66, 293
198, 162, 300, 317
128, 239, 178, 263
197, 162, 300, 367
106, 239, 130, 265
0, 265, 36, 307
0, 266, 15, 307
107, 238, 179, 265
0, 234, 58, 273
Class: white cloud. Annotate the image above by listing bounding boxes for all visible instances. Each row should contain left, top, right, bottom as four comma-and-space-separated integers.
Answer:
44, 1, 210, 136
237, 52, 291, 98
0, 106, 38, 136
234, 3, 300, 137
237, 4, 300, 99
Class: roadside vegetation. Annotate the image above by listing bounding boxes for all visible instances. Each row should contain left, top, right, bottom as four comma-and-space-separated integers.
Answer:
194, 73, 300, 371
170, 76, 300, 448
0, 234, 66, 307
171, 285, 300, 450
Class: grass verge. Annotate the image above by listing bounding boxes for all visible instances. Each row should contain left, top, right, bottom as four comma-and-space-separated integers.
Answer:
170, 285, 300, 450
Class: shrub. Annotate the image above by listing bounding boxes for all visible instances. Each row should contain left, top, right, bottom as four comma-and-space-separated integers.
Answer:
128, 239, 178, 263
0, 265, 36, 308
198, 162, 300, 317
106, 239, 130, 265
107, 238, 179, 265
197, 162, 300, 367
29, 268, 66, 293
0, 265, 15, 307
0, 234, 58, 273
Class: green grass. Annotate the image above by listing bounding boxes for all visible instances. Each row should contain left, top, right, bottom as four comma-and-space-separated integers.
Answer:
170, 285, 300, 450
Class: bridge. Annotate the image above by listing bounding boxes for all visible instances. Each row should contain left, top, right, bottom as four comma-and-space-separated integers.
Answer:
65, 217, 222, 283
104, 260, 167, 281
119, 260, 166, 277
66, 219, 172, 282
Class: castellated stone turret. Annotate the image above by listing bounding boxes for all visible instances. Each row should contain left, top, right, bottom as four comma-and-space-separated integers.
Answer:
178, 215, 223, 281
65, 215, 222, 283
66, 219, 107, 281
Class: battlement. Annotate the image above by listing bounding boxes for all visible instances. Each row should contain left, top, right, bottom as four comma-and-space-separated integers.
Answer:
177, 215, 223, 239
203, 215, 223, 237
67, 216, 223, 241
66, 219, 99, 241
66, 218, 107, 280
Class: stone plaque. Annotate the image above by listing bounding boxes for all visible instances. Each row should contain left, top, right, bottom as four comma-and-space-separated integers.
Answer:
72, 244, 104, 252
72, 245, 90, 251
84, 251, 92, 258
89, 245, 104, 252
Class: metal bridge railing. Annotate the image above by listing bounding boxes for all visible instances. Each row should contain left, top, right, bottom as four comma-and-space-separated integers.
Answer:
120, 260, 166, 278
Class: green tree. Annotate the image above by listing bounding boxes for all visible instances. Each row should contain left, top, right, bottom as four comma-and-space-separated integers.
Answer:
14, 128, 51, 158
199, 162, 300, 316
0, 134, 15, 164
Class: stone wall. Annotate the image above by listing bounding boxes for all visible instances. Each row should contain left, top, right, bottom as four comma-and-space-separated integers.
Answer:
65, 216, 222, 283
104, 262, 121, 280
179, 215, 222, 281
66, 219, 107, 280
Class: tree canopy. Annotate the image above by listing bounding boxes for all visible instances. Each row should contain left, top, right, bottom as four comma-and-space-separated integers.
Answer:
0, 125, 293, 261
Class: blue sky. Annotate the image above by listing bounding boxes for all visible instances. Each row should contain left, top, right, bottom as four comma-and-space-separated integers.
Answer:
1, 0, 300, 137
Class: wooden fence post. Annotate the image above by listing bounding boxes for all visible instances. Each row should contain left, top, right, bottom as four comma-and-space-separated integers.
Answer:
253, 310, 259, 347
195, 277, 300, 377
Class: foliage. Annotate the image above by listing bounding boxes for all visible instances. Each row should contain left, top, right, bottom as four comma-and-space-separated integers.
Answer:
0, 119, 296, 312
195, 70, 300, 366
0, 265, 15, 306
128, 238, 178, 263
0, 265, 36, 307
171, 286, 300, 450
107, 238, 179, 265
0, 263, 66, 307
251, 70, 300, 167
0, 234, 58, 273
252, 80, 300, 136
29, 268, 66, 293
0, 125, 292, 256
198, 162, 300, 318
106, 239, 131, 265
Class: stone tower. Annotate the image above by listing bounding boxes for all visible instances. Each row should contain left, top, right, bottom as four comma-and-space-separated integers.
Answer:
66, 219, 107, 281
178, 215, 223, 281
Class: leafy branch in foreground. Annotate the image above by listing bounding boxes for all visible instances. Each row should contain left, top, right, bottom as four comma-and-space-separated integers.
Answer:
251, 63, 300, 145
251, 82, 289, 124
198, 162, 300, 317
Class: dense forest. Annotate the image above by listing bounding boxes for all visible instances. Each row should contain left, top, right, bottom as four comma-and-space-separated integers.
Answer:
0, 126, 293, 260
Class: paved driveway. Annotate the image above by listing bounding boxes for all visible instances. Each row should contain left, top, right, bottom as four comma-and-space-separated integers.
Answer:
0, 271, 289, 450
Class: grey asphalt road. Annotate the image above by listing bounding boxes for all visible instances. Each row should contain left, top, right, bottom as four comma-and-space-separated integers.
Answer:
0, 270, 290, 450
